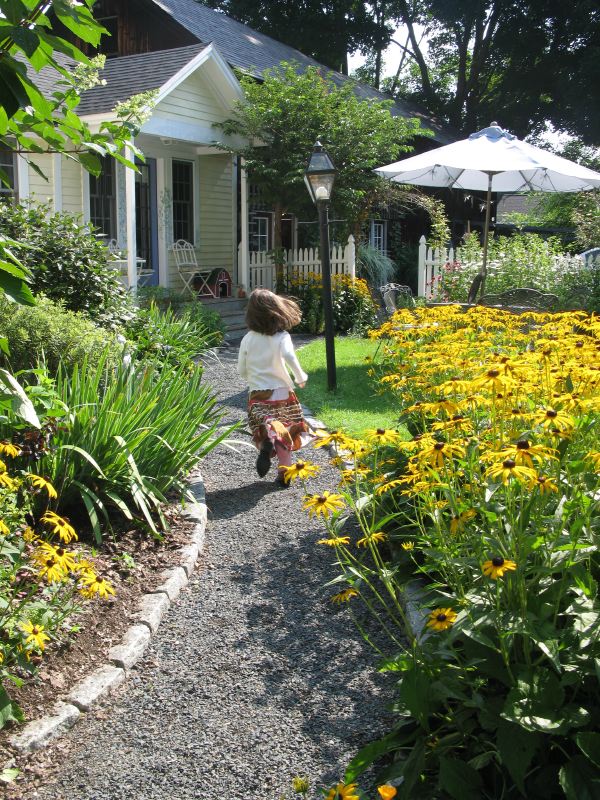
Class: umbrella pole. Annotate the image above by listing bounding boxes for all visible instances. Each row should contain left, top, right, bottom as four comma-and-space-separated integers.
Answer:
479, 173, 493, 298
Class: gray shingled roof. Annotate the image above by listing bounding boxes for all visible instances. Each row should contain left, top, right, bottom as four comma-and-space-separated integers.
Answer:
77, 44, 207, 115
153, 0, 453, 143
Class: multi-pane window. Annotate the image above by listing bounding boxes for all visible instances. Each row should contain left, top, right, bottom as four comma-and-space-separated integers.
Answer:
89, 156, 117, 238
172, 160, 194, 243
370, 220, 387, 254
0, 151, 16, 200
252, 215, 270, 252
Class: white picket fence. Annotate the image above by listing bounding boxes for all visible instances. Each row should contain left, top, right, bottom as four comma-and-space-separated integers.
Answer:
243, 234, 355, 291
418, 235, 458, 300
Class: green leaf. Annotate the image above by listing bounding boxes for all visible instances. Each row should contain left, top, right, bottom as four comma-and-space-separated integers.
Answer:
0, 685, 24, 729
496, 719, 539, 794
345, 729, 411, 783
438, 757, 482, 800
0, 367, 40, 427
576, 733, 600, 768
0, 337, 9, 356
0, 767, 20, 784
399, 668, 434, 727
0, 269, 35, 305
559, 756, 600, 800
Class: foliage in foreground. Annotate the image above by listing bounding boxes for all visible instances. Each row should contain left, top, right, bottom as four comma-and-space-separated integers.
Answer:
293, 305, 600, 798
287, 273, 379, 335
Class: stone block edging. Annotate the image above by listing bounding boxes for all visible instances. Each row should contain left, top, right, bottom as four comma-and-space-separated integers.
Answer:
8, 474, 208, 755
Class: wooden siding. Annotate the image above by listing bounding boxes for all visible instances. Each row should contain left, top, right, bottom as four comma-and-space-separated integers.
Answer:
28, 155, 54, 208
154, 71, 231, 128
167, 155, 235, 290
61, 157, 84, 215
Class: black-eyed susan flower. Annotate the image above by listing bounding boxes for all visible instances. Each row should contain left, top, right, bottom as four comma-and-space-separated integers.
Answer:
314, 430, 351, 449
0, 441, 20, 458
529, 475, 558, 495
482, 556, 517, 579
36, 555, 68, 584
283, 461, 320, 483
401, 541, 415, 550
36, 542, 77, 573
26, 474, 58, 499
364, 428, 400, 445
472, 367, 509, 393
585, 451, 600, 472
317, 536, 350, 547
378, 786, 398, 800
79, 573, 116, 599
485, 458, 537, 485
0, 472, 17, 490
419, 440, 465, 470
356, 531, 386, 547
0, 519, 9, 536
325, 782, 360, 800
40, 511, 78, 543
331, 588, 358, 604
535, 407, 575, 432
303, 491, 345, 518
426, 607, 458, 632
20, 620, 50, 651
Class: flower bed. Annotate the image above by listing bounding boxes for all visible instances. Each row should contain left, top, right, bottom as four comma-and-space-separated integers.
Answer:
294, 304, 600, 798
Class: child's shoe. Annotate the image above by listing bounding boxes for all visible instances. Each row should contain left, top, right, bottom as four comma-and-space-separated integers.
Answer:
274, 467, 291, 488
256, 439, 274, 477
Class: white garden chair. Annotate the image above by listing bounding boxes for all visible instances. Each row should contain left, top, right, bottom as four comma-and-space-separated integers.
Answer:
170, 239, 215, 297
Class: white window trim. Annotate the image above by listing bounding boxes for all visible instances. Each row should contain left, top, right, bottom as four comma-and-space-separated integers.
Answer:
171, 157, 196, 245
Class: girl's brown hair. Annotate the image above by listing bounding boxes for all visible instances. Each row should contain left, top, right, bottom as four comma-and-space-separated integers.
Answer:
245, 289, 302, 335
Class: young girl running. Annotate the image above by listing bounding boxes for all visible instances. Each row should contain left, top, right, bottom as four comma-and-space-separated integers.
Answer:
237, 289, 309, 487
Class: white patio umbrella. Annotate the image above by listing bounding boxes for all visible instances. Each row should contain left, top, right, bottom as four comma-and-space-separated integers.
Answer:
376, 122, 600, 296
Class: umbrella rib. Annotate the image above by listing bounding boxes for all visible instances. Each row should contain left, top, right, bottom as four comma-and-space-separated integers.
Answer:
451, 168, 466, 188
518, 171, 536, 191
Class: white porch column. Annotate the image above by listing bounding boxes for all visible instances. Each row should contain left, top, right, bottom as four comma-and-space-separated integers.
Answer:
156, 157, 169, 287
16, 155, 29, 201
53, 154, 62, 212
124, 142, 137, 290
239, 157, 249, 292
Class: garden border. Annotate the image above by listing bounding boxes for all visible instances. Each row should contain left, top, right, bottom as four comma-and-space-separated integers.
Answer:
7, 474, 208, 755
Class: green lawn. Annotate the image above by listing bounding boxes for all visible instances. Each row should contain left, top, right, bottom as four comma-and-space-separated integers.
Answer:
295, 336, 403, 437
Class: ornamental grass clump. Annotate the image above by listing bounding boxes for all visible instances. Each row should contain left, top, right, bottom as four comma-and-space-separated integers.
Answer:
303, 304, 600, 798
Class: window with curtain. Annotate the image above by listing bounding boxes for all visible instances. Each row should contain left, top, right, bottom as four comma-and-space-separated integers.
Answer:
172, 160, 194, 243
89, 156, 117, 239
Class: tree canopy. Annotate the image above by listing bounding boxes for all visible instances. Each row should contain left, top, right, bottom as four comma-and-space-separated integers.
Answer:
0, 0, 148, 304
216, 62, 424, 247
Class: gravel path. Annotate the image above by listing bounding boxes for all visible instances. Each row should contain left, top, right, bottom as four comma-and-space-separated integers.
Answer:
32, 339, 393, 800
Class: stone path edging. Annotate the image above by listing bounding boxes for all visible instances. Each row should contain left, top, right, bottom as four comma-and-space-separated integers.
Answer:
8, 474, 208, 755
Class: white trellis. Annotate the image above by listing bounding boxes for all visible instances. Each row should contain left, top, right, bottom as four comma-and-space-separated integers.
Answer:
241, 234, 355, 291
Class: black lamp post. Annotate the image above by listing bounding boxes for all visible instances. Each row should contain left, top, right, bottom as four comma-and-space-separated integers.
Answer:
304, 140, 337, 392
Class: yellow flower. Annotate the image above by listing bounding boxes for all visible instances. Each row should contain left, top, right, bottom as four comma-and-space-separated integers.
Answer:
79, 573, 116, 599
0, 472, 17, 490
535, 408, 575, 432
331, 588, 358, 604
485, 458, 537, 485
419, 440, 465, 470
317, 536, 350, 547
356, 531, 386, 547
449, 508, 476, 534
496, 439, 558, 469
26, 474, 58, 499
364, 428, 400, 445
401, 541, 414, 550
303, 491, 345, 518
36, 542, 77, 573
23, 526, 37, 542
0, 519, 9, 536
36, 555, 68, 583
314, 430, 352, 449
529, 475, 558, 494
325, 782, 360, 800
292, 775, 310, 794
41, 511, 78, 543
283, 461, 320, 483
378, 786, 398, 800
482, 556, 517, 579
0, 441, 21, 458
472, 367, 510, 393
585, 451, 600, 472
20, 620, 50, 651
426, 607, 458, 632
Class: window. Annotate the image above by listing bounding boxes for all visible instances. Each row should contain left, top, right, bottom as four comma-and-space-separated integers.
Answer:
172, 160, 194, 243
370, 220, 387, 254
0, 151, 17, 200
89, 156, 117, 238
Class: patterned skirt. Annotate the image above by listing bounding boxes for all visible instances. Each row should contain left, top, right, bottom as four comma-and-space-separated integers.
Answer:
248, 389, 309, 451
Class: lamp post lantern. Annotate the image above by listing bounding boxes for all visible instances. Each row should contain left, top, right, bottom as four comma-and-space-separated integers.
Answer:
305, 140, 337, 392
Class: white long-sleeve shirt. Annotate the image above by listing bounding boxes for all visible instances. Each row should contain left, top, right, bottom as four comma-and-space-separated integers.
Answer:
237, 330, 308, 391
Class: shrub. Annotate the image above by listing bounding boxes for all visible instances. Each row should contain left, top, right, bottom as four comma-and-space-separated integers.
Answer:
37, 352, 232, 541
300, 305, 600, 798
0, 201, 134, 330
0, 295, 124, 375
286, 272, 379, 335
126, 300, 224, 367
